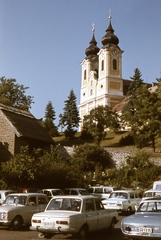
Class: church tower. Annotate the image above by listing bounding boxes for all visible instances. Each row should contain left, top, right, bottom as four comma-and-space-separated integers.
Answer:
79, 15, 124, 130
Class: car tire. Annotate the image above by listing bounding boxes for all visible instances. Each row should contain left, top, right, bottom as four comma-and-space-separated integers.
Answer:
38, 233, 54, 239
10, 216, 23, 230
127, 206, 132, 215
78, 226, 88, 239
108, 217, 116, 233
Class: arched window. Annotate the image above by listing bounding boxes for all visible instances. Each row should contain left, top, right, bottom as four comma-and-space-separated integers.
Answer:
113, 59, 117, 70
101, 60, 104, 71
84, 70, 86, 80
90, 89, 93, 95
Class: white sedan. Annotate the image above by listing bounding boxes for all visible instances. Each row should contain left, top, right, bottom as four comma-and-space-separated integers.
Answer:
30, 195, 118, 239
102, 190, 141, 214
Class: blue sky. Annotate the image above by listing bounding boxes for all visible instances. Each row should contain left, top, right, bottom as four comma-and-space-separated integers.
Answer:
0, 0, 161, 126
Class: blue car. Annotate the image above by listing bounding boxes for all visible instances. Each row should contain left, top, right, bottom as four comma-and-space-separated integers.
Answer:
121, 197, 161, 239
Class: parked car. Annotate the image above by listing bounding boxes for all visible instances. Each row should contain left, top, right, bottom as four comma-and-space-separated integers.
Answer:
0, 190, 16, 205
64, 188, 90, 195
121, 197, 161, 239
38, 189, 64, 200
0, 193, 49, 229
88, 186, 120, 200
153, 181, 161, 190
142, 189, 161, 200
102, 190, 141, 214
30, 195, 118, 239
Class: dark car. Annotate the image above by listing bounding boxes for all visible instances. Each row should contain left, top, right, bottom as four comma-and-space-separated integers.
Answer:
64, 188, 90, 196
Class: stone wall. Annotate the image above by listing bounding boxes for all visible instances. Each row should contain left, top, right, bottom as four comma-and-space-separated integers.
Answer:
63, 146, 161, 167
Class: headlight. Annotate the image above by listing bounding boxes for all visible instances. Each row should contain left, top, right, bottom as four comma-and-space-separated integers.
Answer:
0, 212, 8, 220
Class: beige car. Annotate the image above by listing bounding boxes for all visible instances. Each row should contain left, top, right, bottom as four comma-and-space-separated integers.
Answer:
0, 193, 49, 230
30, 195, 118, 239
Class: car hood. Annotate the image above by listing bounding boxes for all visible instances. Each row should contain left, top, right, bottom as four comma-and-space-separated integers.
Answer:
122, 212, 161, 226
32, 211, 81, 218
0, 204, 24, 211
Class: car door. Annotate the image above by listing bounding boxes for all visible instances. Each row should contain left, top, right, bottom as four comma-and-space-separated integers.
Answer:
94, 198, 110, 230
84, 199, 98, 231
38, 195, 49, 212
20, 195, 39, 224
129, 192, 139, 211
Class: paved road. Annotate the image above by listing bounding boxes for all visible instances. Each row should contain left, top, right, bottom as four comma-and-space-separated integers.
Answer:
0, 215, 125, 240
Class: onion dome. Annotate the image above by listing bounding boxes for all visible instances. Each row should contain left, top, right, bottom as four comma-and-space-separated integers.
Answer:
85, 23, 100, 59
101, 18, 119, 46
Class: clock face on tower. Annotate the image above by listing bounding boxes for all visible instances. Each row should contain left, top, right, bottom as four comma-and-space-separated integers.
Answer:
112, 50, 117, 56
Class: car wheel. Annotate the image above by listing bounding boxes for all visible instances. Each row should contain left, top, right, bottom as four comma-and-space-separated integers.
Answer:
108, 217, 116, 233
127, 206, 132, 215
10, 216, 23, 230
78, 226, 88, 240
38, 233, 54, 239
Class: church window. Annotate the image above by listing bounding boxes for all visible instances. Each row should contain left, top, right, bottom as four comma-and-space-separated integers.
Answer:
101, 60, 104, 71
84, 70, 86, 80
113, 59, 117, 70
90, 89, 93, 95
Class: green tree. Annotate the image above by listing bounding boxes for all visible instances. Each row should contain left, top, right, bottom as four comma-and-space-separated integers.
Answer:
0, 77, 34, 110
59, 90, 80, 138
44, 101, 58, 137
122, 68, 144, 115
113, 151, 161, 189
83, 105, 120, 145
0, 145, 72, 189
123, 82, 161, 151
69, 143, 115, 186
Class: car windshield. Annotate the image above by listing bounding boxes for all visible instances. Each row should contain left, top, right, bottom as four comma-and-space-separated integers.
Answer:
95, 188, 103, 193
138, 201, 161, 212
4, 195, 27, 205
109, 192, 128, 199
47, 198, 81, 211
51, 190, 63, 195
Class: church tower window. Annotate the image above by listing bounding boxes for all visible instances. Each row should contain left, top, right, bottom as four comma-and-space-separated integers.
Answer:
113, 59, 117, 70
84, 70, 86, 80
101, 60, 104, 71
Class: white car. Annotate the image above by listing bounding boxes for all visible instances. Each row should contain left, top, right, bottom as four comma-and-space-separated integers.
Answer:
30, 195, 118, 239
142, 189, 161, 200
0, 193, 49, 229
0, 190, 16, 205
102, 190, 141, 214
38, 189, 64, 200
88, 186, 120, 200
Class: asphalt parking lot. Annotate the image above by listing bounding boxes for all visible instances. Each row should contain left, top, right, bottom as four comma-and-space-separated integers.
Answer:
0, 215, 125, 240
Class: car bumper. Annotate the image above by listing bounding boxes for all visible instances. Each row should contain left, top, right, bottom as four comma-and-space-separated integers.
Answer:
0, 220, 11, 227
122, 232, 161, 239
30, 225, 76, 234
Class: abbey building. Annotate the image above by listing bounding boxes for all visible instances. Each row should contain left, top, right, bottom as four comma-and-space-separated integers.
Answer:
79, 17, 130, 130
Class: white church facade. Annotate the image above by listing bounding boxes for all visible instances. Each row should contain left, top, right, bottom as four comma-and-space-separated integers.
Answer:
79, 17, 126, 130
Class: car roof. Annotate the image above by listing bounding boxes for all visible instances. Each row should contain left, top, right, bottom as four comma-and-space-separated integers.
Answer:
7, 193, 47, 196
112, 190, 137, 193
0, 190, 15, 193
40, 189, 62, 191
142, 197, 161, 201
144, 189, 161, 193
51, 195, 99, 200
64, 188, 87, 190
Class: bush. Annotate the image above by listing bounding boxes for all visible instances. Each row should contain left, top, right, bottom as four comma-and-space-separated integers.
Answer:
119, 134, 134, 146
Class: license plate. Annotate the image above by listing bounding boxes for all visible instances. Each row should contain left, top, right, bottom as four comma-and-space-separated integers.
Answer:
138, 227, 152, 234
44, 222, 54, 228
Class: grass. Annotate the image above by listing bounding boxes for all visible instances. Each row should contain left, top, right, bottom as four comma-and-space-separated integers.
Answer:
53, 131, 131, 147
53, 132, 161, 158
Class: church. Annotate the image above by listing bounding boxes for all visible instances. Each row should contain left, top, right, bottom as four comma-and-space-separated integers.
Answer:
79, 15, 132, 130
